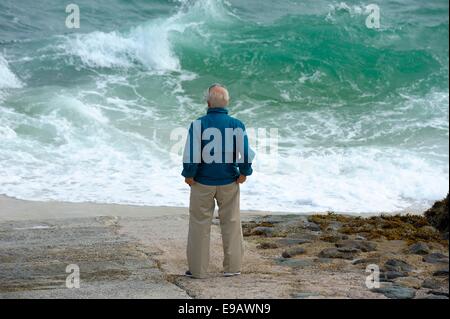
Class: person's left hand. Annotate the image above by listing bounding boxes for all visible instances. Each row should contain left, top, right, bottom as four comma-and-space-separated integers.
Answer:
236, 175, 247, 184
185, 178, 196, 186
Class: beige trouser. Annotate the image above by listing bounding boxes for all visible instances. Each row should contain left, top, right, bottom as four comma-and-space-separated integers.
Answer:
187, 182, 244, 278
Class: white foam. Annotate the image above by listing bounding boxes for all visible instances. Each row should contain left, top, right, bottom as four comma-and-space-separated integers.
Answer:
65, 31, 136, 69
1, 137, 447, 213
0, 54, 23, 90
0, 125, 17, 139
245, 147, 448, 213
51, 95, 109, 125
298, 71, 324, 84
59, 0, 233, 71
59, 18, 184, 70
327, 2, 366, 17
1, 88, 448, 213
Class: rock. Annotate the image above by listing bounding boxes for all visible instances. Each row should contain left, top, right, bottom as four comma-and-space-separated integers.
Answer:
335, 240, 377, 252
380, 271, 409, 281
337, 247, 360, 253
289, 233, 319, 241
304, 221, 321, 232
276, 238, 311, 246
393, 277, 422, 289
371, 283, 416, 299
251, 227, 275, 237
282, 247, 306, 258
242, 227, 253, 236
351, 258, 380, 265
420, 225, 437, 233
355, 235, 366, 241
257, 215, 289, 224
384, 259, 413, 272
256, 242, 279, 249
320, 234, 347, 243
424, 193, 449, 233
433, 268, 449, 277
325, 221, 342, 232
408, 242, 430, 255
275, 219, 305, 233
318, 247, 358, 260
315, 258, 334, 264
428, 290, 449, 297
422, 278, 442, 290
422, 253, 449, 264
275, 258, 314, 268
291, 292, 320, 299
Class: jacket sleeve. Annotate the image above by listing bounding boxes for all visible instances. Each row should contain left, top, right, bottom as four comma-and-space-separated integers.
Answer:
181, 122, 200, 178
237, 123, 255, 176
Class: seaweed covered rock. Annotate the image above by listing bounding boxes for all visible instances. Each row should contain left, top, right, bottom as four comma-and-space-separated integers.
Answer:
318, 247, 359, 260
335, 239, 377, 252
424, 193, 449, 233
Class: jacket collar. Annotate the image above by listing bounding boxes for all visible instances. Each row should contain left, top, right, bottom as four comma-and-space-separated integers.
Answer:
207, 107, 228, 114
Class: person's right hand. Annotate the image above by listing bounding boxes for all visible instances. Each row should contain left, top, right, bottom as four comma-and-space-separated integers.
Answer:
185, 178, 196, 186
236, 175, 247, 184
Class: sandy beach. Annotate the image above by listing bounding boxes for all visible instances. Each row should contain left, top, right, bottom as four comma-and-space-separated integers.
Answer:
0, 195, 448, 299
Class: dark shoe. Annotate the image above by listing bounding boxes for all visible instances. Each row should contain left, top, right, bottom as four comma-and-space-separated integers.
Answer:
185, 270, 193, 278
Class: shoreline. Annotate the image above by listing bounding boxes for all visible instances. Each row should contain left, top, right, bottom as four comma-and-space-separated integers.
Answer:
0, 194, 425, 221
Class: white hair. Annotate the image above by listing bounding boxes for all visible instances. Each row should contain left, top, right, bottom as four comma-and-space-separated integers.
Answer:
207, 84, 229, 107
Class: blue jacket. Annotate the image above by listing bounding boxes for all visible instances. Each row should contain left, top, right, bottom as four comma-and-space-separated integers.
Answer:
182, 107, 254, 186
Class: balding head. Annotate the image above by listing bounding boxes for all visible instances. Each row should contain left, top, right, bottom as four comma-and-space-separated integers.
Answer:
207, 84, 229, 108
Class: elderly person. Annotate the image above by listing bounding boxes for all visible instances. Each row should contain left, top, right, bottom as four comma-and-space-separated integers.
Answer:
182, 84, 254, 279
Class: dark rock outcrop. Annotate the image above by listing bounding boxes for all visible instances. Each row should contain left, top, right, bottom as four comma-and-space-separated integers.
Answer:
433, 267, 449, 277
424, 193, 449, 233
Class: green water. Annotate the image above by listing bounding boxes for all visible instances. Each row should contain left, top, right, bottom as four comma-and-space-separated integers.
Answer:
0, 0, 448, 212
